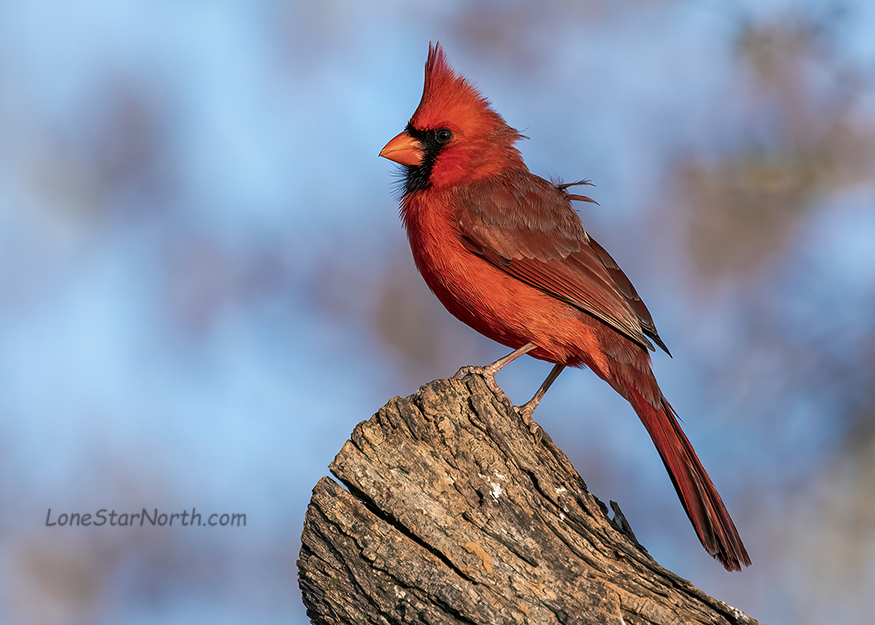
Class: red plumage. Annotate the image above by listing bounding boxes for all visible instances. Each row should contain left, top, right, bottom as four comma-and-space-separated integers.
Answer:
380, 43, 750, 571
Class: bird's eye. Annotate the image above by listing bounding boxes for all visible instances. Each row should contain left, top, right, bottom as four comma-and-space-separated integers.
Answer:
434, 128, 454, 144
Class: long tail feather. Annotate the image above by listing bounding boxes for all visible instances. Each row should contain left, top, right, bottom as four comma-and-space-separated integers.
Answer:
627, 388, 750, 571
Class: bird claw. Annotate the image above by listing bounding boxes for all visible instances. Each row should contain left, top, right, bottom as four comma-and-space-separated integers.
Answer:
455, 365, 544, 444
454, 365, 506, 400
453, 346, 551, 444
516, 403, 543, 444
452, 365, 476, 381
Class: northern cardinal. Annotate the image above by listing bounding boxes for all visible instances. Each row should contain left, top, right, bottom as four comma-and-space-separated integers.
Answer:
380, 43, 750, 571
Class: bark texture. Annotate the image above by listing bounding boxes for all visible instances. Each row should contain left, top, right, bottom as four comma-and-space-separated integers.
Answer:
298, 373, 758, 625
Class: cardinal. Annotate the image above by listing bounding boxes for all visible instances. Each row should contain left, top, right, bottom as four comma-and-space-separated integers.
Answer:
379, 43, 750, 571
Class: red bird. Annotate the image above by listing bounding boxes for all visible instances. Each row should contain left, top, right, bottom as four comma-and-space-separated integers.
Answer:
380, 43, 750, 572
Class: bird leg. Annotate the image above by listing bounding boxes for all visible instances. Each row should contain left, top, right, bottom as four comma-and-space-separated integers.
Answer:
517, 363, 565, 440
454, 342, 539, 405
455, 343, 563, 441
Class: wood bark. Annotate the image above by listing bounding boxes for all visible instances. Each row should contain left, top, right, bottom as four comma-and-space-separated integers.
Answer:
298, 373, 758, 625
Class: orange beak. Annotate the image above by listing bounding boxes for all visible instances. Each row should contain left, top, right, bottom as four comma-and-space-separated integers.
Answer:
379, 131, 423, 167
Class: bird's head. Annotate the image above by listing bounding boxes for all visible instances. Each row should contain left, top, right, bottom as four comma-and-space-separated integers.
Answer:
380, 43, 524, 193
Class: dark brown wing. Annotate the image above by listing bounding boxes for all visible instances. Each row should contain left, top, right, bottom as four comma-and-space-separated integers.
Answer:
456, 171, 670, 355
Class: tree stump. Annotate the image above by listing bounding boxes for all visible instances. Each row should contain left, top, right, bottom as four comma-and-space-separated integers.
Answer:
298, 374, 758, 624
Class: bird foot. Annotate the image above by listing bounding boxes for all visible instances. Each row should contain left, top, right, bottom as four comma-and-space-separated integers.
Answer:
454, 365, 543, 444
516, 402, 543, 444
453, 365, 510, 404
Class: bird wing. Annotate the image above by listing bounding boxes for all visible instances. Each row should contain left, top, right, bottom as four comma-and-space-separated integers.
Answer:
456, 171, 669, 354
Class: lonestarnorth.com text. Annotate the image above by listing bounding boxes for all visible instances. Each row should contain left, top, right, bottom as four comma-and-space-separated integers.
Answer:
45, 508, 245, 527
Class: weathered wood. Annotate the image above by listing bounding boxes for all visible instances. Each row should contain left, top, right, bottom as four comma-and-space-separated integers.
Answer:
298, 374, 758, 625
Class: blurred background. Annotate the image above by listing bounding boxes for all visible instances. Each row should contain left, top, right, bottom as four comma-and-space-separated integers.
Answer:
1, 1, 874, 623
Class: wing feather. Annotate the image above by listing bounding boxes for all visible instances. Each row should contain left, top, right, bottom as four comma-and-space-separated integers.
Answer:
456, 171, 669, 354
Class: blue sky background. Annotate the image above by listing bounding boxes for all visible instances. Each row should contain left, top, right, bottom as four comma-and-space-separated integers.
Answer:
1, 1, 874, 624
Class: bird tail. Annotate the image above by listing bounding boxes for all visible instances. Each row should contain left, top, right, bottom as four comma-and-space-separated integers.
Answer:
627, 388, 751, 571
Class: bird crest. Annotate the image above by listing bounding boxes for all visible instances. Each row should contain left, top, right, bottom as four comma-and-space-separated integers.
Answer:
410, 42, 519, 146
